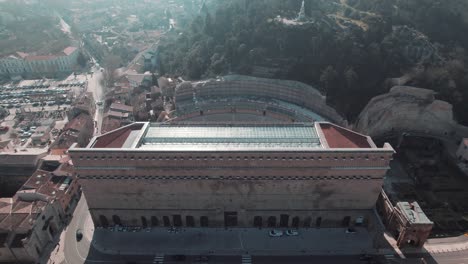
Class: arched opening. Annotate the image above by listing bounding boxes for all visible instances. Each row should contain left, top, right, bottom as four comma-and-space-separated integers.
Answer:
224, 211, 238, 227
186, 216, 195, 227
267, 216, 277, 227
99, 215, 109, 228
163, 216, 171, 227
151, 216, 159, 227
200, 216, 209, 227
173, 215, 182, 227
292, 216, 300, 228
316, 217, 322, 228
303, 217, 311, 228
112, 215, 121, 226
141, 216, 148, 228
254, 216, 263, 228
342, 216, 351, 227
280, 214, 289, 227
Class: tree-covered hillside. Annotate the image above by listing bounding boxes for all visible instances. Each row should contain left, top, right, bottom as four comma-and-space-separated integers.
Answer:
159, 0, 468, 124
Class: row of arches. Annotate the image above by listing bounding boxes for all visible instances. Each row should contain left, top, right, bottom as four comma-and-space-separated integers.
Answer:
253, 215, 322, 228
98, 214, 359, 228
98, 215, 209, 228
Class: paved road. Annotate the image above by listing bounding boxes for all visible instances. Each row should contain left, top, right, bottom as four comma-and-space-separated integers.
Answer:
86, 67, 104, 135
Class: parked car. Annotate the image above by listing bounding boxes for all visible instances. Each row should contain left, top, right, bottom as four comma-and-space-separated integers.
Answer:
269, 229, 284, 237
195, 256, 209, 262
76, 229, 83, 241
286, 229, 299, 236
345, 227, 357, 234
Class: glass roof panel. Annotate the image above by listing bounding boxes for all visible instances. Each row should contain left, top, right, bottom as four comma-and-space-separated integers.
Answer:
139, 124, 321, 151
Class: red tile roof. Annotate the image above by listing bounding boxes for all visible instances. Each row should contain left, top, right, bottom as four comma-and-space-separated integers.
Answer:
93, 123, 144, 148
319, 123, 372, 148
25, 55, 57, 61
63, 46, 78, 56
64, 113, 92, 132
110, 103, 133, 113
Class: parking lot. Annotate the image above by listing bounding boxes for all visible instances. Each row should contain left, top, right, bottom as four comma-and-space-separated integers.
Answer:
0, 77, 86, 110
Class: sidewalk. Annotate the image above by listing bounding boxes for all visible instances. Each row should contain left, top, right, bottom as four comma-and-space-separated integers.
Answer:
90, 227, 375, 256
422, 234, 468, 254
381, 230, 468, 255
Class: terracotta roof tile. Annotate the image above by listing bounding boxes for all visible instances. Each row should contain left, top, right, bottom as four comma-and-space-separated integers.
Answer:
319, 123, 372, 148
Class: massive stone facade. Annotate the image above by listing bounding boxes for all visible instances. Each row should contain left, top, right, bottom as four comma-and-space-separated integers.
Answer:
69, 122, 394, 229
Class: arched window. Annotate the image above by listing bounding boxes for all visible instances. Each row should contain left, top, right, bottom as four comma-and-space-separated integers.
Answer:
173, 215, 182, 227
99, 215, 109, 228
254, 216, 263, 228
151, 216, 159, 227
267, 216, 277, 227
280, 214, 289, 227
292, 216, 300, 228
303, 217, 312, 228
186, 216, 195, 227
163, 216, 171, 227
316, 217, 322, 228
342, 216, 351, 227
200, 216, 209, 227
112, 215, 121, 226
141, 216, 148, 228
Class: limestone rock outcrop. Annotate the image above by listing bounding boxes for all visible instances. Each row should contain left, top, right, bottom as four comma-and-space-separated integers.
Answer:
355, 86, 467, 139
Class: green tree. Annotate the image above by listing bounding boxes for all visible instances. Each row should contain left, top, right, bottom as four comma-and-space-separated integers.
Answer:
320, 66, 338, 94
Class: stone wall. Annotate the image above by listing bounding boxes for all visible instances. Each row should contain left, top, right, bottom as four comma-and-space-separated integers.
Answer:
175, 75, 346, 125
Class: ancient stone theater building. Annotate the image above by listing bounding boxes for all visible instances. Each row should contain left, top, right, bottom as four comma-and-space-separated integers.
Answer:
69, 122, 394, 229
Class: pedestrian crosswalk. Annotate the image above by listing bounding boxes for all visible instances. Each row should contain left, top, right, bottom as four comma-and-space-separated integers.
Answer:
241, 255, 252, 264
153, 254, 164, 264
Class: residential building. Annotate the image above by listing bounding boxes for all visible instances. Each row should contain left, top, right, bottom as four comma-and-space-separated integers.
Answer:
126, 73, 152, 89
0, 149, 48, 197
69, 122, 394, 229
109, 102, 133, 115
377, 191, 433, 248
31, 126, 51, 146
0, 162, 80, 263
0, 47, 80, 78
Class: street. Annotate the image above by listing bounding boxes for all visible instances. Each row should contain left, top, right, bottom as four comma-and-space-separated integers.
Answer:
86, 67, 105, 135
55, 195, 389, 264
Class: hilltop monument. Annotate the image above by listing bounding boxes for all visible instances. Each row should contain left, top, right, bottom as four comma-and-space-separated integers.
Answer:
297, 0, 306, 21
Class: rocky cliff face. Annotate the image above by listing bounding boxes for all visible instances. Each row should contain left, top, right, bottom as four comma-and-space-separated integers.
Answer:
381, 26, 442, 65
355, 86, 459, 138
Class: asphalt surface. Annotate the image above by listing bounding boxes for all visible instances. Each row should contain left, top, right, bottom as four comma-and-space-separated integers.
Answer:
86, 68, 104, 135
64, 197, 468, 264
62, 197, 391, 264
